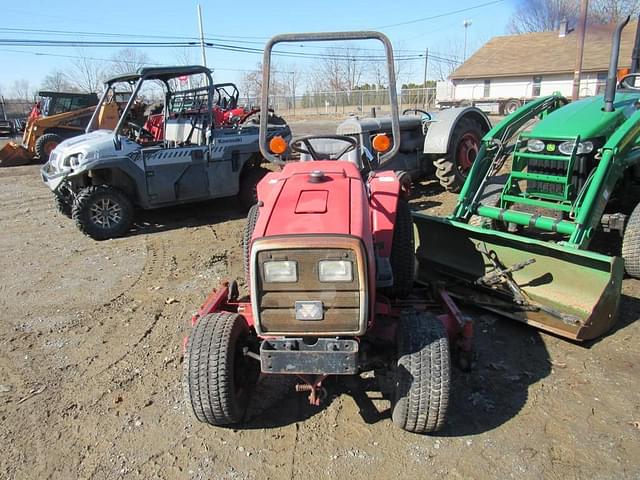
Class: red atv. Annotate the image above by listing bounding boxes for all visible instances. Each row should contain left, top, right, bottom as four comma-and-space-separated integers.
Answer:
183, 32, 472, 434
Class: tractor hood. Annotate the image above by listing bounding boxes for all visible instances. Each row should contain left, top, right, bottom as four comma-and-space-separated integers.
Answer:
255, 161, 369, 239
48, 130, 140, 172
530, 92, 639, 140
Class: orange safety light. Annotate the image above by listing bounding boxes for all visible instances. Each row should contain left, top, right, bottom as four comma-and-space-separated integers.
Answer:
372, 133, 391, 153
269, 136, 288, 155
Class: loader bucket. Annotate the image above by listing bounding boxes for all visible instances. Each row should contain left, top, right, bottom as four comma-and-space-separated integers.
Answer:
0, 142, 33, 167
413, 214, 623, 341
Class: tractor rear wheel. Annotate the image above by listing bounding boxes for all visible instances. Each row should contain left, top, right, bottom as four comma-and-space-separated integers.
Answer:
392, 310, 450, 434
183, 312, 258, 425
238, 167, 268, 210
433, 117, 483, 193
243, 204, 260, 283
622, 202, 640, 278
72, 185, 133, 240
384, 198, 415, 299
35, 133, 62, 161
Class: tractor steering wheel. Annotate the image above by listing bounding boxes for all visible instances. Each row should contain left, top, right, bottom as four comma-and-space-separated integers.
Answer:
402, 108, 432, 121
618, 73, 640, 90
290, 135, 357, 160
127, 121, 154, 141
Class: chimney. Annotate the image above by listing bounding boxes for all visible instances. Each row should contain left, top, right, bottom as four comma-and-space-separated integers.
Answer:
559, 18, 569, 37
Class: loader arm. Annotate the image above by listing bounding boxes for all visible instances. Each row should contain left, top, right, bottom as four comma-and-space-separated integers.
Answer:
453, 93, 569, 221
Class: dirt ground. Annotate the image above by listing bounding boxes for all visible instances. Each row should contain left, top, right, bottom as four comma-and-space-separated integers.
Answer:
0, 122, 639, 480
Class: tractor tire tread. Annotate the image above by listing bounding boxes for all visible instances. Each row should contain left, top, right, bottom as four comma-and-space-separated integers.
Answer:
384, 198, 415, 298
243, 204, 260, 283
622, 202, 640, 278
35, 133, 63, 160
392, 310, 450, 433
238, 167, 268, 210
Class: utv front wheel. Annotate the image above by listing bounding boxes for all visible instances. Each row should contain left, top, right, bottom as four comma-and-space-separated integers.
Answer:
54, 194, 72, 218
72, 185, 133, 240
183, 312, 258, 425
392, 310, 450, 433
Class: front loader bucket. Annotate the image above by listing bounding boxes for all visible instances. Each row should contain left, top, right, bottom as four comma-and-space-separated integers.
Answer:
413, 214, 623, 341
0, 142, 33, 167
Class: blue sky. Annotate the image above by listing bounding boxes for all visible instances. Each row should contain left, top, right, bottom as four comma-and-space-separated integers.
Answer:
0, 0, 515, 93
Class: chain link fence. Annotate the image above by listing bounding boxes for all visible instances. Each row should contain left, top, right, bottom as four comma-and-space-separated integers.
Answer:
242, 87, 436, 119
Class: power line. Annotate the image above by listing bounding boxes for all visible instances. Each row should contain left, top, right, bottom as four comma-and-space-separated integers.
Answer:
375, 0, 504, 29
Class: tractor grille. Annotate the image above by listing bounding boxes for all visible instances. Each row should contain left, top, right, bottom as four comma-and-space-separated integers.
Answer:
252, 242, 367, 336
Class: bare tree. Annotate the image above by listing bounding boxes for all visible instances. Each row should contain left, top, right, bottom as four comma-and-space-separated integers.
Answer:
41, 70, 75, 92
107, 48, 151, 76
65, 50, 104, 93
508, 0, 640, 33
11, 79, 32, 102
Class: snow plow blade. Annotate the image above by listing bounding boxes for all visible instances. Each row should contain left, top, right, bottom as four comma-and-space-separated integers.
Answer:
0, 142, 33, 167
413, 214, 623, 341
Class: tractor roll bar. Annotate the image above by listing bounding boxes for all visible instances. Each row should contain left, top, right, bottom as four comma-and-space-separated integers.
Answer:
259, 31, 401, 165
604, 15, 630, 112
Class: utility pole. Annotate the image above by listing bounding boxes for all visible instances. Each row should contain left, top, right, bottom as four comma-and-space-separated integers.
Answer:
423, 48, 429, 106
197, 4, 207, 68
463, 20, 472, 59
572, 0, 589, 100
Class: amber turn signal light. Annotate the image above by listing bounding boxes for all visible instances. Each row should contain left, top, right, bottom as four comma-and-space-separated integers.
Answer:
372, 133, 391, 153
269, 136, 288, 155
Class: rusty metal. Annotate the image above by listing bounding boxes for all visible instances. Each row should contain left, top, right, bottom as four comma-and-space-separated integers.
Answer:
295, 375, 328, 406
0, 142, 32, 167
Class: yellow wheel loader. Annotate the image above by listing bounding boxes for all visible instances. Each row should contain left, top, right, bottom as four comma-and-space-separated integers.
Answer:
0, 91, 119, 167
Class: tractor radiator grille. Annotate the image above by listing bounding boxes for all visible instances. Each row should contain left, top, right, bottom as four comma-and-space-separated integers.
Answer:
254, 247, 364, 335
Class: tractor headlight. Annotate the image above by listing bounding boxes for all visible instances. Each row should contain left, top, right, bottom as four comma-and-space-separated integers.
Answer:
527, 139, 545, 152
318, 260, 353, 282
263, 260, 297, 283
558, 140, 594, 155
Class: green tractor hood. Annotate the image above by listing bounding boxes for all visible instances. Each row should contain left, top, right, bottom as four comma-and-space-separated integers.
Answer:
530, 92, 639, 141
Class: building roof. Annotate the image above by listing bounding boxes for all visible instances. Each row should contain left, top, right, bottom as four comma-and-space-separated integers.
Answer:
450, 21, 636, 80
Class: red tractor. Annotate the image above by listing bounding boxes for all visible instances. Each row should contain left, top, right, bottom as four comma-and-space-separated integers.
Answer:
183, 32, 472, 433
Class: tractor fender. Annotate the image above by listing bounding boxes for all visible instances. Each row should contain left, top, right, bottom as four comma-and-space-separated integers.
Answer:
368, 171, 405, 258
423, 106, 491, 155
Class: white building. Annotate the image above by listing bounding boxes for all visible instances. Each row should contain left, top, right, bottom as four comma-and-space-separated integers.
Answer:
438, 21, 637, 114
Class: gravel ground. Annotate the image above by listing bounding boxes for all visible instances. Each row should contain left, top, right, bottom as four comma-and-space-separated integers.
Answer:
0, 122, 638, 479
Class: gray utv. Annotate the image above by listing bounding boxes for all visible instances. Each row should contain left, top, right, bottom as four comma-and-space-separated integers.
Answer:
41, 66, 291, 240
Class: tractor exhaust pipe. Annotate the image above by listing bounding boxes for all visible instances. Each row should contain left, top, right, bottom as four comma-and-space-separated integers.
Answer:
604, 15, 631, 112
631, 15, 640, 73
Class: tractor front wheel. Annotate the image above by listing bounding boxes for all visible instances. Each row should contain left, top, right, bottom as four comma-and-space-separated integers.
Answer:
72, 185, 133, 240
35, 133, 63, 161
433, 117, 483, 193
622, 202, 640, 278
183, 312, 258, 425
392, 310, 450, 433
384, 198, 415, 299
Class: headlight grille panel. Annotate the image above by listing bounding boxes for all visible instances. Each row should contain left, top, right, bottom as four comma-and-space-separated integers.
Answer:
255, 247, 363, 334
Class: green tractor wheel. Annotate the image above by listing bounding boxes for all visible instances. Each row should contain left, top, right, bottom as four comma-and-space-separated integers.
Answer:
622, 202, 640, 278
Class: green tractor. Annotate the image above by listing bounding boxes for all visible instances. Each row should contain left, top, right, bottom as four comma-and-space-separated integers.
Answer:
414, 16, 640, 341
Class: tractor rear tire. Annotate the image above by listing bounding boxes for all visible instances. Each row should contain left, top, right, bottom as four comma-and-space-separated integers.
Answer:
433, 117, 484, 193
384, 198, 415, 299
238, 167, 268, 210
622, 202, 640, 278
183, 312, 258, 425
468, 174, 508, 227
392, 310, 450, 434
243, 204, 260, 283
35, 133, 63, 161
72, 185, 133, 240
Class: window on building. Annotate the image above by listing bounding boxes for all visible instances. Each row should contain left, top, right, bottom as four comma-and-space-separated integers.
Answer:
532, 76, 542, 97
483, 79, 490, 98
596, 72, 607, 95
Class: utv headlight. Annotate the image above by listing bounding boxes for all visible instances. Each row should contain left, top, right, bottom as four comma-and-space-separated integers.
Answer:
263, 261, 297, 282
318, 260, 353, 282
558, 140, 594, 155
527, 139, 545, 152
